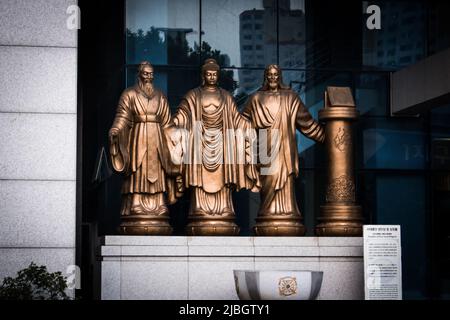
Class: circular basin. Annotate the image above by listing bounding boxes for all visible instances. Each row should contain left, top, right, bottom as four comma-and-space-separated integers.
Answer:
234, 270, 323, 300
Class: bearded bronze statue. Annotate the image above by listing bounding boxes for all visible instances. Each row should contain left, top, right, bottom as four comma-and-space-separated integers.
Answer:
109, 61, 177, 235
243, 64, 325, 236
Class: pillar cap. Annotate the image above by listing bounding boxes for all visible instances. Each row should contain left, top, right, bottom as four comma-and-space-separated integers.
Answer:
319, 108, 359, 120
319, 86, 359, 120
326, 87, 355, 107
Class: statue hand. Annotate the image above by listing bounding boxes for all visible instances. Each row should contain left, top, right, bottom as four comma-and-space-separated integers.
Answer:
109, 128, 120, 155
170, 129, 182, 146
109, 128, 120, 138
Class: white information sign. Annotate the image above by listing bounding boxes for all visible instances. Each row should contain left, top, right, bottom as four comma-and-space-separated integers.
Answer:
363, 225, 402, 300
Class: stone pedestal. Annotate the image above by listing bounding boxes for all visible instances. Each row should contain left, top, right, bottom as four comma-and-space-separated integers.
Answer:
99, 236, 363, 300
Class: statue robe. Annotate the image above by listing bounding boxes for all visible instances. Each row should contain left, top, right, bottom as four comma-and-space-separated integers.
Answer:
110, 85, 178, 208
172, 87, 259, 215
243, 89, 324, 216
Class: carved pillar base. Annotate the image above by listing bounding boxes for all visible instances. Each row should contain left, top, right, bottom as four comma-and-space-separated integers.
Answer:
186, 217, 240, 236
254, 216, 306, 236
315, 205, 363, 236
119, 215, 173, 235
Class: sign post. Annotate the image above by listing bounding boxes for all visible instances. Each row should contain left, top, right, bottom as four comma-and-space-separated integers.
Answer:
363, 225, 402, 300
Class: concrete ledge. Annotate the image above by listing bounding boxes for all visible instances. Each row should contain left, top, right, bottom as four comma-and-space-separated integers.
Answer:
102, 236, 188, 246
100, 236, 364, 300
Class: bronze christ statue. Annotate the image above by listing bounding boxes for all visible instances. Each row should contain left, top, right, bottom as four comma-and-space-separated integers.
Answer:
243, 64, 325, 236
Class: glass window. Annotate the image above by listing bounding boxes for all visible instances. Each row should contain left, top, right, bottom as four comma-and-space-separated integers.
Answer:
362, 1, 426, 70
126, 0, 200, 66
361, 173, 427, 299
354, 72, 389, 116
431, 104, 450, 170
201, 0, 277, 68
399, 56, 412, 63
279, 0, 306, 69
358, 118, 427, 170
297, 169, 327, 236
428, 2, 450, 55
400, 44, 413, 51
431, 104, 450, 136
304, 71, 353, 108
235, 69, 265, 108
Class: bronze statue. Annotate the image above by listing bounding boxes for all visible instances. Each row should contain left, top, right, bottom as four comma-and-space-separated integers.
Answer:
243, 64, 325, 236
171, 59, 259, 236
109, 61, 175, 235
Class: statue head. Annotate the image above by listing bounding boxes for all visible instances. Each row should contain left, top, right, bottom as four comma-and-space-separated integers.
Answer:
138, 61, 154, 85
261, 64, 289, 92
201, 58, 220, 87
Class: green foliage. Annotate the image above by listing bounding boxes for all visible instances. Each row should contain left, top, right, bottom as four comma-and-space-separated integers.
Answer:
0, 263, 69, 300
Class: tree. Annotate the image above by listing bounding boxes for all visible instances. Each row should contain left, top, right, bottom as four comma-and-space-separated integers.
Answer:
0, 263, 69, 300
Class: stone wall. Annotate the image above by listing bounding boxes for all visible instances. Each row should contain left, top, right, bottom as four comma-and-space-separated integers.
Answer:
0, 0, 78, 284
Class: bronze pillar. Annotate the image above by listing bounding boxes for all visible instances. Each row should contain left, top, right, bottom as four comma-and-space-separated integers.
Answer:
316, 87, 363, 236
